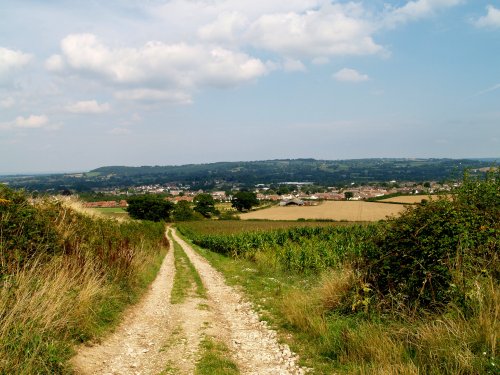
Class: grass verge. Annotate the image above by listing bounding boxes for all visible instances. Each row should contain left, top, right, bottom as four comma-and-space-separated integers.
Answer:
0, 187, 168, 374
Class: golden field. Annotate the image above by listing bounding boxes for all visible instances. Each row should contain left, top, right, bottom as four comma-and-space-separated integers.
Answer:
240, 201, 405, 221
379, 195, 449, 204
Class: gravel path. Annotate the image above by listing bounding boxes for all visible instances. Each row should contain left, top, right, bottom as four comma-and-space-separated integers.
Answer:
171, 229, 307, 375
72, 228, 308, 375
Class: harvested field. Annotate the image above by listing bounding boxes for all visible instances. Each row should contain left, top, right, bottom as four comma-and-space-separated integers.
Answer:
240, 201, 405, 221
379, 195, 449, 204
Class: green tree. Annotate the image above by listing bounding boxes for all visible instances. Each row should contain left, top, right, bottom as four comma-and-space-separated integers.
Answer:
231, 191, 259, 212
127, 195, 174, 222
173, 200, 202, 221
193, 194, 218, 218
344, 191, 354, 200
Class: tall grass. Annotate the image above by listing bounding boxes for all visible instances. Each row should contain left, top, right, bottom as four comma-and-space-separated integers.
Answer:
0, 187, 167, 373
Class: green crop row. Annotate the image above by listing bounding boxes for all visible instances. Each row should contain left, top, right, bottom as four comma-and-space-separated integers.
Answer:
177, 223, 377, 272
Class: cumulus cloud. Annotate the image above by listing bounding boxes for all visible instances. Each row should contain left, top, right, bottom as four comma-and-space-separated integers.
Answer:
198, 11, 249, 43
384, 0, 463, 27
15, 115, 49, 129
66, 100, 110, 114
48, 34, 268, 95
40, 2, 465, 106
247, 3, 383, 58
474, 5, 500, 29
0, 47, 31, 76
333, 68, 369, 83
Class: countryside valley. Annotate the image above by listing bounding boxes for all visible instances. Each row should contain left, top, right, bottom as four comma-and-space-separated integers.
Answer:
1, 2, 499, 374
0, 159, 498, 374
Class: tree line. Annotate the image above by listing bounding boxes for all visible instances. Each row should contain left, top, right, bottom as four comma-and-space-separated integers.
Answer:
127, 191, 259, 222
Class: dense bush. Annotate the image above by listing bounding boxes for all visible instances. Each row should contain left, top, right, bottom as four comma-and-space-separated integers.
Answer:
127, 194, 174, 221
360, 171, 499, 311
0, 187, 61, 273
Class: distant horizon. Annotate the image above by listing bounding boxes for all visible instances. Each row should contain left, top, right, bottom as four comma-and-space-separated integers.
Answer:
1, 156, 498, 177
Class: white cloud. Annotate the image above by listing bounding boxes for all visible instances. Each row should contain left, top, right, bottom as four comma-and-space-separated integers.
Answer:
474, 5, 500, 29
66, 100, 110, 114
333, 68, 369, 83
384, 0, 463, 27
198, 11, 249, 43
45, 54, 65, 71
15, 115, 49, 129
114, 89, 192, 104
0, 47, 31, 76
48, 34, 268, 102
247, 3, 383, 58
283, 58, 307, 72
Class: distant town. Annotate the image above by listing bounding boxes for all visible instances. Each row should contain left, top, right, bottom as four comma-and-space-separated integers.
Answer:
81, 180, 457, 208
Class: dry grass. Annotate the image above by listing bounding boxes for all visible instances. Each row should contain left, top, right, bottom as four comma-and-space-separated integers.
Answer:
318, 267, 355, 311
279, 268, 499, 374
0, 256, 107, 372
59, 196, 129, 222
0, 193, 167, 373
240, 201, 405, 221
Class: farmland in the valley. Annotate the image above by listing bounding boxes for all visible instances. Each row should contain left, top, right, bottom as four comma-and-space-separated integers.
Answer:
378, 195, 443, 204
240, 201, 405, 221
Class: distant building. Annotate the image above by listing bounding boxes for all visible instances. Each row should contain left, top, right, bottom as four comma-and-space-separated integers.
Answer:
279, 198, 305, 206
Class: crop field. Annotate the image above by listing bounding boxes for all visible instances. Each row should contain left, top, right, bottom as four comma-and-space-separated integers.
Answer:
179, 220, 359, 236
240, 201, 405, 221
378, 195, 442, 204
177, 221, 373, 272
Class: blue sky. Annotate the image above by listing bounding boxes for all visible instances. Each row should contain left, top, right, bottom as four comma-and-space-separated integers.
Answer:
0, 0, 499, 173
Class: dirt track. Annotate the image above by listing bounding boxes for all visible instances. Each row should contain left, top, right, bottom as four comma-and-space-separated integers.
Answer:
72, 228, 307, 374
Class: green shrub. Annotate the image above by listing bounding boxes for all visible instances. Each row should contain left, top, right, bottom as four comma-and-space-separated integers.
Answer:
360, 171, 499, 311
0, 187, 61, 274
127, 195, 174, 222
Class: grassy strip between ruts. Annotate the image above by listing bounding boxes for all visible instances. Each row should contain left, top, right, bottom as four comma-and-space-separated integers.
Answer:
169, 230, 206, 304
195, 335, 240, 375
